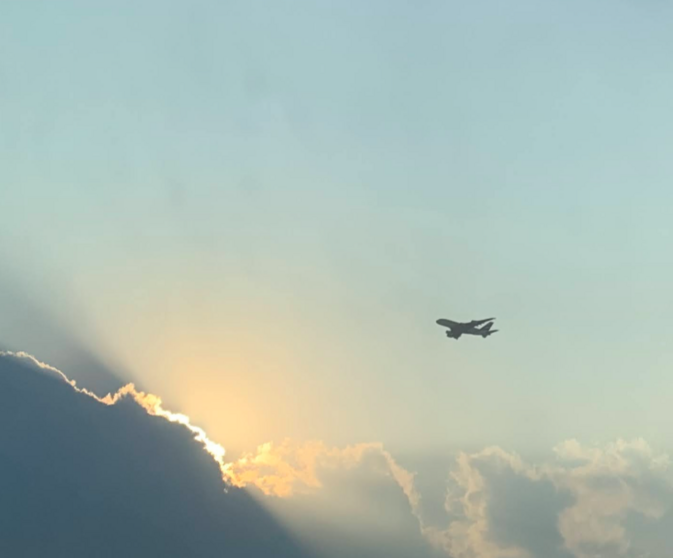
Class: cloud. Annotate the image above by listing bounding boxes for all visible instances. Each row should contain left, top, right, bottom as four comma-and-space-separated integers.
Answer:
5, 350, 673, 558
424, 448, 535, 558
0, 351, 310, 558
222, 440, 536, 557
239, 441, 441, 558
223, 435, 673, 558
222, 439, 438, 558
416, 442, 673, 558
223, 439, 419, 507
548, 439, 672, 558
2, 351, 228, 478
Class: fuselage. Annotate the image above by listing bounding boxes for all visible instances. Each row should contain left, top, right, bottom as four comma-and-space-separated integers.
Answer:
436, 318, 497, 339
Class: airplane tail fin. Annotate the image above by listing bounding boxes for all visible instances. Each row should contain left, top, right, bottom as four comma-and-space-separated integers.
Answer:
479, 323, 498, 337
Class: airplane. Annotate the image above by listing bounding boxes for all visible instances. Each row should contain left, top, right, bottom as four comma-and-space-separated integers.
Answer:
436, 317, 498, 340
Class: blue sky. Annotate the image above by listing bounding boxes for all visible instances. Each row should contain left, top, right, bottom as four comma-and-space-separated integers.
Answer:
2, 0, 673, 459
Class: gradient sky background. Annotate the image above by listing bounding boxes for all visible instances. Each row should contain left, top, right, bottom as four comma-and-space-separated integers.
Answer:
2, 0, 673, 463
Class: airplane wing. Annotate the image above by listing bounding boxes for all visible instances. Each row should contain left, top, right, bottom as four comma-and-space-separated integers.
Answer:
469, 317, 495, 327
436, 319, 461, 329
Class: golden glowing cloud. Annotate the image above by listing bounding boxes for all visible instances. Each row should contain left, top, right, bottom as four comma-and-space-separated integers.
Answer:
222, 438, 420, 510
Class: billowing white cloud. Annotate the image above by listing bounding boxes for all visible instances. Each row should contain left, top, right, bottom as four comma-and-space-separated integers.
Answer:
423, 447, 535, 558
224, 437, 673, 558
420, 441, 673, 558
548, 439, 672, 558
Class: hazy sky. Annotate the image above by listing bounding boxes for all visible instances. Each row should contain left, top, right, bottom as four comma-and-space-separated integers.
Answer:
3, 0, 673, 461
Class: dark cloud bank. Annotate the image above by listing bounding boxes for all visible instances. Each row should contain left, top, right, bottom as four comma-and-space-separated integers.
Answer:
0, 353, 308, 558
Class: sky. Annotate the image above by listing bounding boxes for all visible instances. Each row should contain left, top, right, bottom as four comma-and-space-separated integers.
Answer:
3, 1, 673, 555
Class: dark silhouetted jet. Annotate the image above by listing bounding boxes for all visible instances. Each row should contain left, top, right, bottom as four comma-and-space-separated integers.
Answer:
436, 317, 497, 340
